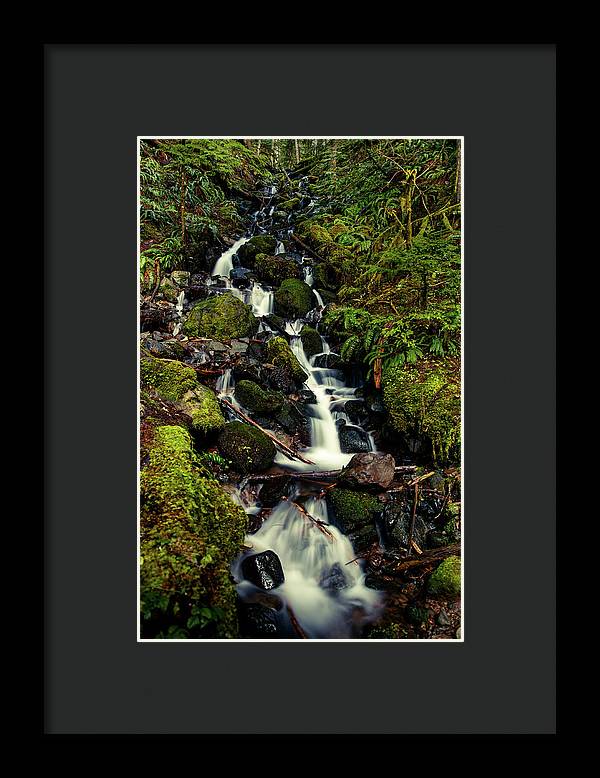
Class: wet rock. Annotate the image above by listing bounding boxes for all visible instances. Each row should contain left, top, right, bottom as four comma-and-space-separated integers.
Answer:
300, 326, 323, 359
141, 336, 188, 361
296, 388, 317, 404
381, 499, 429, 551
258, 475, 294, 507
229, 339, 250, 354
263, 314, 288, 337
236, 235, 278, 267
265, 337, 308, 384
243, 591, 284, 611
339, 425, 372, 454
344, 399, 369, 426
183, 294, 258, 340
241, 550, 285, 590
158, 276, 179, 302
437, 609, 451, 626
235, 379, 284, 415
217, 422, 276, 474
239, 603, 279, 637
254, 254, 302, 285
319, 563, 348, 591
339, 452, 396, 490
273, 278, 314, 318
312, 352, 343, 370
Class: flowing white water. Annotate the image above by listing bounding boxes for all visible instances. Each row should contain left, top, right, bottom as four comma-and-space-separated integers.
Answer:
172, 290, 186, 335
234, 496, 382, 638
204, 188, 384, 637
212, 236, 251, 278
249, 283, 274, 317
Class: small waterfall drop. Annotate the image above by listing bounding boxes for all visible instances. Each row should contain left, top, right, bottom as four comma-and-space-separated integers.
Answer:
211, 236, 251, 279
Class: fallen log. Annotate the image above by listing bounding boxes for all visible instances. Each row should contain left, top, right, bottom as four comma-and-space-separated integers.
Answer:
290, 233, 327, 263
220, 397, 315, 466
385, 543, 461, 576
242, 465, 417, 482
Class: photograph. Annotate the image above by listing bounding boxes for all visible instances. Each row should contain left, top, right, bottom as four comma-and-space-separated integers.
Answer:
138, 137, 462, 640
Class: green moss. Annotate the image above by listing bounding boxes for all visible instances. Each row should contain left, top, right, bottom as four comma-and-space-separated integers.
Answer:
300, 325, 323, 359
236, 235, 277, 267
254, 254, 301, 285
140, 425, 248, 638
217, 421, 276, 474
279, 197, 300, 210
159, 276, 179, 302
182, 294, 258, 340
326, 487, 380, 532
265, 337, 308, 383
235, 380, 283, 415
141, 357, 197, 402
141, 357, 225, 433
313, 263, 339, 292
427, 555, 461, 597
382, 361, 460, 465
273, 278, 314, 318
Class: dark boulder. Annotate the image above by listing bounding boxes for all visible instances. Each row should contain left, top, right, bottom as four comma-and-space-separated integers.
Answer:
338, 424, 372, 454
241, 550, 285, 590
339, 452, 396, 490
319, 563, 349, 591
238, 603, 280, 637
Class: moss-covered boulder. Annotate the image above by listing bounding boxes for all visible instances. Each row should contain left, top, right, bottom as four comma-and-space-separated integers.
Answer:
217, 421, 276, 474
313, 263, 339, 292
236, 235, 277, 268
254, 254, 302, 286
235, 379, 283, 415
382, 360, 460, 465
265, 337, 308, 383
326, 487, 380, 534
300, 325, 322, 359
273, 279, 314, 318
427, 555, 461, 597
140, 357, 225, 434
140, 425, 247, 638
182, 294, 258, 340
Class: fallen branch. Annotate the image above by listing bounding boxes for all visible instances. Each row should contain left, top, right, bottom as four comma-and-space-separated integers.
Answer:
282, 496, 335, 540
287, 605, 308, 639
220, 397, 315, 465
289, 233, 327, 263
406, 483, 420, 557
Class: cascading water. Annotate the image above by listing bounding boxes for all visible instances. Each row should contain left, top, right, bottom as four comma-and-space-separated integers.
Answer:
172, 290, 186, 336
204, 187, 382, 637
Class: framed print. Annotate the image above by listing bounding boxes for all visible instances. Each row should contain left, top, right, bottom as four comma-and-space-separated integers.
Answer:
44, 43, 556, 735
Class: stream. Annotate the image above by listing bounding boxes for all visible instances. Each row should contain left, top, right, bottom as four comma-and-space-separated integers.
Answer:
207, 185, 384, 638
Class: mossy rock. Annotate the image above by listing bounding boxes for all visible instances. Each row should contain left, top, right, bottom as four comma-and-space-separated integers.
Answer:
141, 357, 225, 434
159, 276, 179, 302
182, 294, 258, 340
326, 487, 380, 533
316, 288, 338, 306
140, 425, 248, 639
273, 278, 314, 318
236, 235, 277, 268
382, 360, 460, 465
279, 197, 301, 210
313, 263, 339, 292
265, 337, 308, 383
217, 421, 276, 474
300, 325, 322, 359
427, 555, 461, 597
254, 254, 301, 286
235, 379, 283, 416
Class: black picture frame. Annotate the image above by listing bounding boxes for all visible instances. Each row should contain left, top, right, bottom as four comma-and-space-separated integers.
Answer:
44, 43, 556, 735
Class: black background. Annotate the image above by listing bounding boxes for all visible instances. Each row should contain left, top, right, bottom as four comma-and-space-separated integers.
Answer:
44, 44, 556, 734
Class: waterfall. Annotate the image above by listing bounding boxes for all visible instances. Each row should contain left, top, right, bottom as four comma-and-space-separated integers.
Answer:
250, 283, 274, 317
172, 290, 185, 336
303, 264, 314, 287
275, 241, 285, 255
233, 495, 383, 638
312, 289, 324, 307
212, 236, 251, 279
